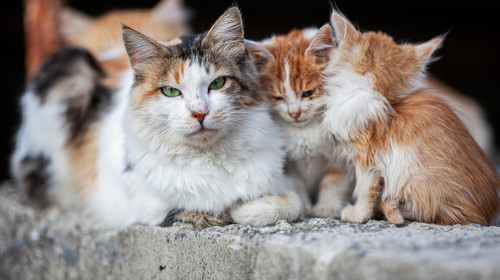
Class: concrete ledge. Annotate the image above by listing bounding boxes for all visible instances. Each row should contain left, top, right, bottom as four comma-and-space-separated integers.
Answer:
1, 181, 500, 280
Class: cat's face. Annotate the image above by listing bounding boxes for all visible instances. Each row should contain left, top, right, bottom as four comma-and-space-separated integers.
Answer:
123, 8, 263, 149
247, 26, 334, 127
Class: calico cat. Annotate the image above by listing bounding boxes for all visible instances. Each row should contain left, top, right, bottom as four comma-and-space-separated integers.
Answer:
58, 0, 190, 88
11, 7, 302, 228
246, 26, 353, 217
323, 9, 500, 225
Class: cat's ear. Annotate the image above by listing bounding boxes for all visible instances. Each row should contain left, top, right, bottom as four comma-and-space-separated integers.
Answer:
151, 0, 190, 22
122, 25, 169, 72
329, 9, 358, 44
58, 7, 94, 44
202, 7, 245, 57
414, 35, 445, 65
305, 25, 335, 64
245, 40, 274, 72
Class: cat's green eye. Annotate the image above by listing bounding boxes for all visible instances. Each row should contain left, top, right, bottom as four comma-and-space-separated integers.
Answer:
209, 77, 226, 91
302, 90, 315, 98
272, 96, 284, 101
161, 87, 181, 97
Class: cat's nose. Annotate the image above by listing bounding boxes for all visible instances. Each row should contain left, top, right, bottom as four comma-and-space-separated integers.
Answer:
192, 111, 208, 124
289, 111, 301, 120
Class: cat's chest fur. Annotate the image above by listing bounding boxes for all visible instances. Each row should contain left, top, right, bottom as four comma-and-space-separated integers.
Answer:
277, 118, 342, 189
279, 118, 332, 160
120, 105, 287, 222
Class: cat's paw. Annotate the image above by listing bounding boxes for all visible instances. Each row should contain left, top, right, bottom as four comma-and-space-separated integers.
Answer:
161, 210, 232, 229
230, 193, 302, 226
311, 201, 344, 218
302, 199, 313, 215
340, 204, 371, 223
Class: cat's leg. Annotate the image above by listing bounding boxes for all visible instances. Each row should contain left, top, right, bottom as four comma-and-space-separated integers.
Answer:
292, 173, 313, 214
340, 166, 382, 223
161, 209, 233, 229
230, 192, 302, 226
381, 199, 405, 225
312, 169, 352, 218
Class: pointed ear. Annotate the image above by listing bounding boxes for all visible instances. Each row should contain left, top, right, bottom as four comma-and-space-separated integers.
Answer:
329, 9, 358, 44
58, 7, 94, 44
245, 40, 274, 72
151, 0, 190, 22
305, 25, 335, 64
122, 25, 169, 72
202, 7, 245, 57
415, 35, 445, 65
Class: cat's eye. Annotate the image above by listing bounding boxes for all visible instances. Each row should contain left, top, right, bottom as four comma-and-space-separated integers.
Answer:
161, 87, 181, 97
209, 77, 226, 91
272, 96, 284, 101
302, 90, 315, 98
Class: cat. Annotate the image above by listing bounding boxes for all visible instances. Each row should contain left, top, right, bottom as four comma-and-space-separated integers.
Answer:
11, 7, 302, 229
58, 0, 190, 88
246, 26, 353, 218
246, 24, 494, 220
323, 9, 500, 226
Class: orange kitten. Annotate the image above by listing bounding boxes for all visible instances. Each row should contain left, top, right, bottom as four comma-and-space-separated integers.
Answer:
59, 0, 190, 87
247, 26, 354, 216
323, 10, 500, 226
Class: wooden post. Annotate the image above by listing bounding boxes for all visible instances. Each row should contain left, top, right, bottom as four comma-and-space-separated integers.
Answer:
24, 0, 65, 79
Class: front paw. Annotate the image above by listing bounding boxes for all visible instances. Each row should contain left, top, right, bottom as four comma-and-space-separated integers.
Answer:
340, 204, 371, 223
161, 210, 232, 229
311, 201, 345, 218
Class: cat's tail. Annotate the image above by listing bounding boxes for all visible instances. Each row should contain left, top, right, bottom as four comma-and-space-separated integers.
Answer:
230, 191, 303, 226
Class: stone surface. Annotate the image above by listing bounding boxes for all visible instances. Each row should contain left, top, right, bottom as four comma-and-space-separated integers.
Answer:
1, 181, 500, 280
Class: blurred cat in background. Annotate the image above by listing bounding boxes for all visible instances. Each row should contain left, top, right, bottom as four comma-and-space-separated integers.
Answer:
58, 0, 190, 88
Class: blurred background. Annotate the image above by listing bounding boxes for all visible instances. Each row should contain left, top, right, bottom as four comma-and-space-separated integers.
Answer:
0, 0, 499, 181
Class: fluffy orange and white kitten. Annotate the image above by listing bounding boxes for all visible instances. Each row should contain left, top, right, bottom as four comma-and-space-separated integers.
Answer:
247, 25, 495, 219
59, 0, 190, 87
323, 10, 500, 226
246, 27, 352, 217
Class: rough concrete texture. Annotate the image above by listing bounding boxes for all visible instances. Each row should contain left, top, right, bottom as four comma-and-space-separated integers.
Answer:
1, 181, 500, 280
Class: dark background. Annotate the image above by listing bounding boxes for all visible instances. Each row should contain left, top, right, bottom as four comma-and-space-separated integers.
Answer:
1, 0, 499, 181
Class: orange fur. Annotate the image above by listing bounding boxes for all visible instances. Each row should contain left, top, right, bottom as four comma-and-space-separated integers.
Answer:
67, 124, 99, 199
259, 29, 331, 102
329, 10, 500, 226
319, 170, 345, 192
59, 0, 189, 88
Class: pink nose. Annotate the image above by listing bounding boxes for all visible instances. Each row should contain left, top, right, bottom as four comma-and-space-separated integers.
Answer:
192, 111, 207, 123
289, 111, 301, 120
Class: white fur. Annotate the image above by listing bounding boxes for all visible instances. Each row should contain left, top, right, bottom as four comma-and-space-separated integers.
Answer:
10, 92, 74, 206
268, 45, 353, 216
341, 166, 380, 223
322, 69, 392, 141
321, 62, 392, 222
302, 27, 319, 39
12, 60, 301, 228
119, 60, 295, 224
230, 190, 302, 226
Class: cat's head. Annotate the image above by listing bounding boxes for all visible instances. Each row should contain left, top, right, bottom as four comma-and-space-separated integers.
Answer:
59, 0, 190, 61
122, 7, 264, 150
328, 9, 444, 102
246, 26, 335, 126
